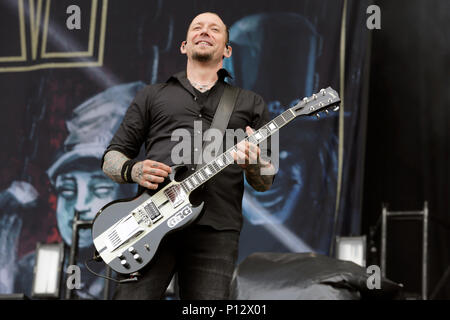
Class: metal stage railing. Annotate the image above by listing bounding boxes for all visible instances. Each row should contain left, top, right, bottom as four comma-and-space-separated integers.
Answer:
65, 211, 112, 300
381, 201, 428, 300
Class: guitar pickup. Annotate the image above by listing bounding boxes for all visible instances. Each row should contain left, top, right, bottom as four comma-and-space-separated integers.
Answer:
164, 184, 186, 208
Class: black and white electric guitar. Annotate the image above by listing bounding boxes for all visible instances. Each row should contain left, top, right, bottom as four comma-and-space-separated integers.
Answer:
92, 87, 340, 274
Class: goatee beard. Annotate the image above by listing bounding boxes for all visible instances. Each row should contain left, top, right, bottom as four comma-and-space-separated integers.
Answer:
192, 51, 213, 62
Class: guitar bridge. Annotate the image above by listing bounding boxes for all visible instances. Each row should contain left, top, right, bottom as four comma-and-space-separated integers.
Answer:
142, 201, 163, 223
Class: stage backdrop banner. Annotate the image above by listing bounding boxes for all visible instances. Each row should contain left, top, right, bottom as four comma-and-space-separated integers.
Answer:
0, 0, 370, 298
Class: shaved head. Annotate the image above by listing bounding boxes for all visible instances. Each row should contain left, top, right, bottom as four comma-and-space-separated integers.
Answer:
187, 12, 229, 45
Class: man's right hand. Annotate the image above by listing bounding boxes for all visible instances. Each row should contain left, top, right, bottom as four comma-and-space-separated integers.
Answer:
131, 160, 172, 190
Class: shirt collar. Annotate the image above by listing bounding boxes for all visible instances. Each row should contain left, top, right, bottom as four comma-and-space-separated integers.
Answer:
167, 68, 232, 83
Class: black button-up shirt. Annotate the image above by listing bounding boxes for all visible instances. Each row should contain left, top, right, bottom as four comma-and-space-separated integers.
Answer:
104, 69, 271, 232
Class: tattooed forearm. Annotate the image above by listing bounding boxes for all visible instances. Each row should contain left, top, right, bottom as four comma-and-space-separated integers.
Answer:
131, 162, 144, 183
244, 161, 276, 192
102, 150, 130, 183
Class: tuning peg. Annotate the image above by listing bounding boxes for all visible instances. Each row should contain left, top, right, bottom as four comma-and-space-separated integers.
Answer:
325, 109, 329, 114
333, 105, 340, 112
302, 97, 308, 103
313, 94, 318, 100
316, 114, 320, 118
320, 89, 326, 96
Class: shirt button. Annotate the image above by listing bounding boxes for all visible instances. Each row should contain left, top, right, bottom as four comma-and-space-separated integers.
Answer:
194, 148, 199, 152
198, 114, 202, 118
196, 130, 201, 134
194, 96, 198, 101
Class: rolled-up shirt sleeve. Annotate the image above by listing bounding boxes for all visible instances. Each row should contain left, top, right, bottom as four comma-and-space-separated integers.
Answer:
101, 86, 152, 168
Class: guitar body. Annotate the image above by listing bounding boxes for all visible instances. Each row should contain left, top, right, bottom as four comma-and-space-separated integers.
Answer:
92, 165, 204, 274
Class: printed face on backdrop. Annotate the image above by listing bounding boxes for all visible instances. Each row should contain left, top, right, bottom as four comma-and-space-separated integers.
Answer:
46, 82, 144, 249
224, 13, 339, 254
224, 13, 324, 225
181, 12, 231, 62
54, 169, 120, 248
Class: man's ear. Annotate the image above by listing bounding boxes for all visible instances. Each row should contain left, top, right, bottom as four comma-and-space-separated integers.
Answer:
224, 44, 232, 58
180, 41, 187, 54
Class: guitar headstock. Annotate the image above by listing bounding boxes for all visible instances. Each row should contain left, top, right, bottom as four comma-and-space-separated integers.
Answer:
290, 87, 341, 118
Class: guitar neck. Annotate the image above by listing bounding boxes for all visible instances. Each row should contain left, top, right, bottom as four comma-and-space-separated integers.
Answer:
179, 108, 296, 193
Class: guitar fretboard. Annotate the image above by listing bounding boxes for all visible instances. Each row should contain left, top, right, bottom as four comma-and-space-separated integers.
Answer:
179, 108, 296, 193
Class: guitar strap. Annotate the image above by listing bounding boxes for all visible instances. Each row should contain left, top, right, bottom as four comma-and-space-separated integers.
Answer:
195, 84, 240, 171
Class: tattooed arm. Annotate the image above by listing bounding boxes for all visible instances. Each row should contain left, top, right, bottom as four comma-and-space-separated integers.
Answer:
244, 160, 276, 192
233, 126, 276, 192
102, 150, 129, 183
102, 150, 171, 189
